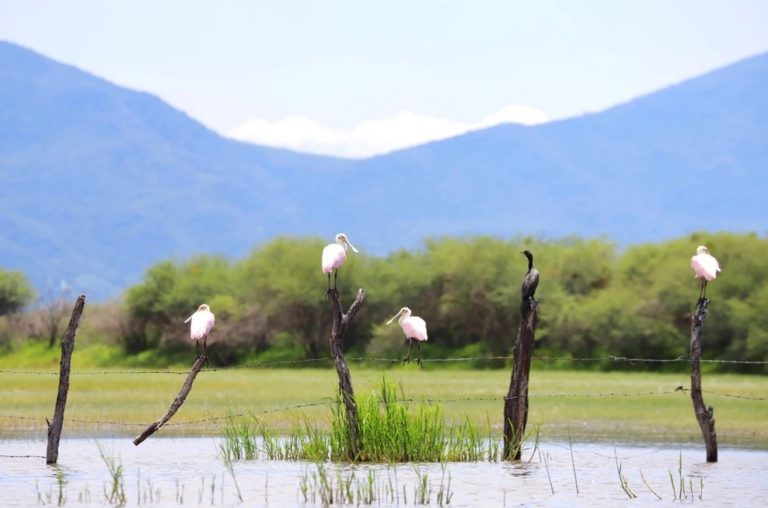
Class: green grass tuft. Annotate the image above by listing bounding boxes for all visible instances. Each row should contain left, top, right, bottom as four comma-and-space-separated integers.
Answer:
220, 378, 503, 462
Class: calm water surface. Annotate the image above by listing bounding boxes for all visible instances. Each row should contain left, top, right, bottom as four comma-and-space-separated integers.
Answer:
1, 438, 766, 507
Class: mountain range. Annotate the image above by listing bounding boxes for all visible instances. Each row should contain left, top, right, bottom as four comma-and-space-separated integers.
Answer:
1, 40, 766, 300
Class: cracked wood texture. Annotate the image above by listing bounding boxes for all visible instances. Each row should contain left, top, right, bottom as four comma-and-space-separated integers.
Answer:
503, 297, 538, 461
46, 294, 86, 464
133, 355, 207, 446
328, 287, 365, 459
690, 298, 718, 462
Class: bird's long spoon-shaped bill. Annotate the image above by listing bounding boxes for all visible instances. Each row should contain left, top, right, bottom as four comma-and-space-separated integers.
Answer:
386, 310, 402, 325
345, 239, 359, 253
184, 314, 195, 323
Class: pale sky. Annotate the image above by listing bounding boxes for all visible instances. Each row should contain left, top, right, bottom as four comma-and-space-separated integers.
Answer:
2, 1, 767, 157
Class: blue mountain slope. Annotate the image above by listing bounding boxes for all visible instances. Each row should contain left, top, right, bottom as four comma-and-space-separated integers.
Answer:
1, 40, 766, 299
345, 51, 768, 251
0, 41, 349, 297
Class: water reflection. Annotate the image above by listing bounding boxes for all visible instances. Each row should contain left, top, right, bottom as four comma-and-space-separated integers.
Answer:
503, 460, 537, 478
1, 438, 767, 506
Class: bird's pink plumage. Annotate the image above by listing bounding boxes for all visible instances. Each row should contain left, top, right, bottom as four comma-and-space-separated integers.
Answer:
401, 316, 428, 342
190, 311, 215, 341
321, 243, 347, 273
691, 254, 720, 281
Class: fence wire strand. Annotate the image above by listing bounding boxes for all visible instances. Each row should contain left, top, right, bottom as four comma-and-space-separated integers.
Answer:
1, 352, 763, 434
1, 386, 762, 431
0, 353, 766, 376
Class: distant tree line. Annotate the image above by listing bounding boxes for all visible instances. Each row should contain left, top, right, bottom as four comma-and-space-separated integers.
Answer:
2, 233, 767, 372
114, 232, 767, 371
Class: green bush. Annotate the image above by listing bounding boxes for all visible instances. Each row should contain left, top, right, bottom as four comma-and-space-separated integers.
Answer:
0, 268, 34, 315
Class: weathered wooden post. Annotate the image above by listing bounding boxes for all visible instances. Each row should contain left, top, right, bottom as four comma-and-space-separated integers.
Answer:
690, 298, 717, 462
46, 294, 86, 464
503, 298, 538, 460
327, 287, 365, 459
134, 355, 207, 445
503, 250, 539, 461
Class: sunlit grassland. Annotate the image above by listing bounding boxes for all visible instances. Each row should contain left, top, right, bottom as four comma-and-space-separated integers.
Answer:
1, 364, 765, 446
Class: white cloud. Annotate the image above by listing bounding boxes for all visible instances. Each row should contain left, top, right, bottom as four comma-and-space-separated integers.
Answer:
475, 105, 551, 129
227, 105, 550, 158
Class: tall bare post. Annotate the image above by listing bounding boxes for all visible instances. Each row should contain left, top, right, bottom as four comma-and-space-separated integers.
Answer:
503, 297, 538, 460
134, 355, 207, 446
327, 287, 366, 459
690, 298, 717, 462
46, 294, 86, 464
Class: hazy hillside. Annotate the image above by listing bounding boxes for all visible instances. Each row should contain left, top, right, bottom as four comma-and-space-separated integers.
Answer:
349, 52, 768, 252
0, 41, 349, 297
1, 40, 766, 299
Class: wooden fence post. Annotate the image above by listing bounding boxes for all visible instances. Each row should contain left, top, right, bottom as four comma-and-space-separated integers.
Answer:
503, 297, 538, 460
690, 298, 717, 462
133, 355, 207, 445
46, 294, 86, 464
327, 287, 365, 459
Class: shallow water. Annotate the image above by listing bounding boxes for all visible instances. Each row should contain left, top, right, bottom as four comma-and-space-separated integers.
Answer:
2, 438, 767, 506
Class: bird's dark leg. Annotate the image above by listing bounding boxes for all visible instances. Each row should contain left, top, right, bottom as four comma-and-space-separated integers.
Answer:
203, 337, 208, 359
415, 341, 422, 367
334, 270, 338, 291
702, 280, 708, 300
697, 280, 705, 300
327, 272, 331, 291
195, 340, 199, 358
402, 339, 413, 364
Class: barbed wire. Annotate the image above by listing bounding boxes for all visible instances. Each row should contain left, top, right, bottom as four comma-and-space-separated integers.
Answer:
0, 415, 42, 421
703, 391, 767, 401
1, 353, 766, 376
0, 368, 191, 375
165, 400, 340, 426
1, 387, 762, 431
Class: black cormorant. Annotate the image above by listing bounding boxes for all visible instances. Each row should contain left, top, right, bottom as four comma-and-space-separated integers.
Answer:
521, 250, 540, 301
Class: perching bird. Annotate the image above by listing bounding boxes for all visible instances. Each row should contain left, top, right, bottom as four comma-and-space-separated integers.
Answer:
521, 250, 540, 301
386, 307, 428, 366
690, 245, 721, 300
321, 233, 359, 290
185, 304, 215, 358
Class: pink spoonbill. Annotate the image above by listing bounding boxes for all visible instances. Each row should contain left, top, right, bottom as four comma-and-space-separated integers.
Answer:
321, 233, 359, 290
690, 245, 721, 299
386, 307, 428, 365
185, 304, 215, 358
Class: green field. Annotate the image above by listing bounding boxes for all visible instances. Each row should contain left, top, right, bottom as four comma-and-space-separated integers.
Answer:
1, 364, 765, 447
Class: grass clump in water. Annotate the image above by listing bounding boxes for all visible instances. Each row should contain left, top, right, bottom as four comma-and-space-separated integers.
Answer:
219, 412, 260, 460
96, 442, 126, 505
352, 381, 446, 462
298, 463, 454, 505
220, 379, 501, 462
220, 411, 331, 462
